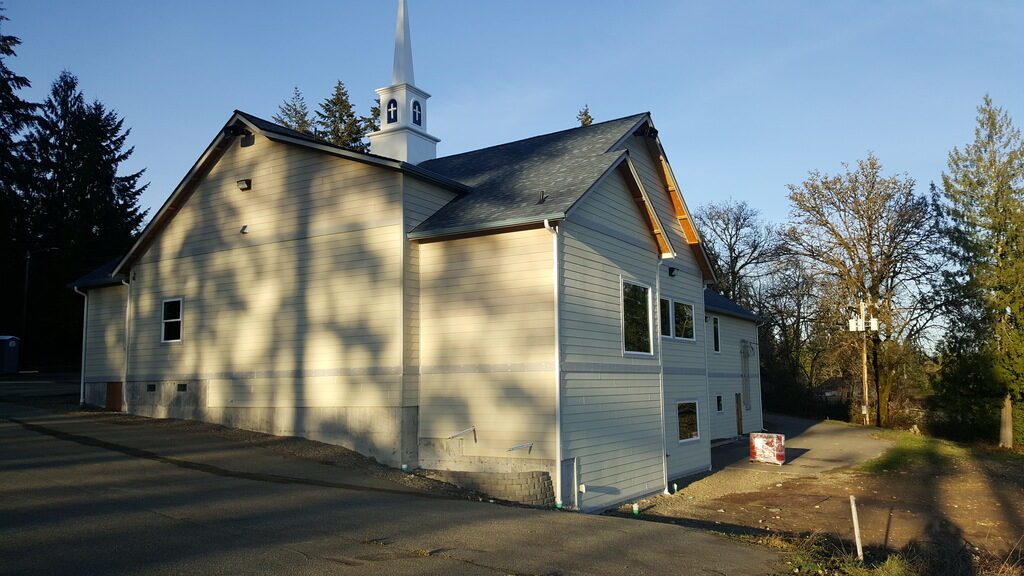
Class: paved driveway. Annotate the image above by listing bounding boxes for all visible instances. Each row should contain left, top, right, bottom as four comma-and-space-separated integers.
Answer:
713, 413, 893, 475
0, 383, 780, 576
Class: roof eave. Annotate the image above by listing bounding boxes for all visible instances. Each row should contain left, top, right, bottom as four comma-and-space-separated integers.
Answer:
408, 213, 566, 240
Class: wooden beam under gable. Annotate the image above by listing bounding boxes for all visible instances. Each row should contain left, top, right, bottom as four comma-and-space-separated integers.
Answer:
619, 159, 675, 258
637, 132, 717, 283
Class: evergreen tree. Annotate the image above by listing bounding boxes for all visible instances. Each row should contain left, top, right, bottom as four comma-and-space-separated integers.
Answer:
939, 96, 1024, 448
273, 86, 313, 134
315, 80, 367, 152
0, 9, 38, 336
362, 98, 380, 140
577, 104, 594, 127
19, 71, 147, 365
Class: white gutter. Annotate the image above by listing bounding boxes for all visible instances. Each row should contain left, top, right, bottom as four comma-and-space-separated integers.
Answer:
545, 218, 563, 508
73, 286, 88, 407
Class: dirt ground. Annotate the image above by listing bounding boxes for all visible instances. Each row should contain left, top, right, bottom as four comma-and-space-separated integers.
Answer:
623, 437, 1024, 574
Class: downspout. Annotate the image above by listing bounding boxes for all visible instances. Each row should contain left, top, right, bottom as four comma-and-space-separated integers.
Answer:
121, 278, 131, 412
656, 263, 669, 494
545, 218, 563, 508
73, 286, 88, 407
703, 308, 712, 472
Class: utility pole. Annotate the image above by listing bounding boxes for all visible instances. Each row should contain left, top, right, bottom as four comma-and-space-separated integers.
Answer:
848, 300, 878, 426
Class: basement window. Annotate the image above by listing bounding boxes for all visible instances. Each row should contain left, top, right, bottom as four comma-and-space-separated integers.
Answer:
162, 299, 182, 343
677, 401, 699, 442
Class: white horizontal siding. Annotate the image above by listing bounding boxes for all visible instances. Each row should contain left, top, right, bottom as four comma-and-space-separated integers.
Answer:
418, 228, 556, 464
83, 285, 127, 383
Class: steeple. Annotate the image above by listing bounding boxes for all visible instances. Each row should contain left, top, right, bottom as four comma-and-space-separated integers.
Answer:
392, 0, 414, 85
368, 0, 439, 164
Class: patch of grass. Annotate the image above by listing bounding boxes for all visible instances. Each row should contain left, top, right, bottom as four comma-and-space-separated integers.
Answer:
859, 431, 965, 475
778, 535, 921, 576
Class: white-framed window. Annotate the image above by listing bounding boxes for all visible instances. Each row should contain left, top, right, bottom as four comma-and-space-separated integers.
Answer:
677, 401, 699, 442
716, 395, 724, 412
162, 298, 182, 343
712, 316, 721, 353
659, 298, 695, 341
622, 279, 653, 355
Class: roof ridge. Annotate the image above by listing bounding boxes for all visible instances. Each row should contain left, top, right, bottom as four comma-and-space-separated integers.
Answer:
425, 112, 650, 164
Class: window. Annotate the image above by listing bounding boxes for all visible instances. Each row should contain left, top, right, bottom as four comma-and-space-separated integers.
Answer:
677, 402, 699, 441
162, 299, 182, 342
412, 100, 422, 125
712, 316, 721, 353
660, 298, 695, 340
622, 281, 652, 354
386, 99, 398, 124
660, 298, 671, 337
716, 395, 723, 412
674, 301, 694, 340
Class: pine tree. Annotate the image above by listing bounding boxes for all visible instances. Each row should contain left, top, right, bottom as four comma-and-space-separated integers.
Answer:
0, 9, 38, 336
273, 86, 313, 134
577, 104, 594, 127
940, 96, 1024, 448
315, 80, 367, 152
19, 71, 148, 365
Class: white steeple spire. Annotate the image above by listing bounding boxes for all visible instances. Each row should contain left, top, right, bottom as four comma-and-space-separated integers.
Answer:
368, 0, 439, 164
392, 0, 414, 86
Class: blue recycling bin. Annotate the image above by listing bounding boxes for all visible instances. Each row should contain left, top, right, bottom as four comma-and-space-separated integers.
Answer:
0, 336, 20, 373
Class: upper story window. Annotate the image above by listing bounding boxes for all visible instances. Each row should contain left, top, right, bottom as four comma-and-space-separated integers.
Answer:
660, 298, 695, 340
386, 99, 398, 124
622, 280, 652, 355
162, 299, 182, 343
712, 316, 721, 353
412, 100, 422, 126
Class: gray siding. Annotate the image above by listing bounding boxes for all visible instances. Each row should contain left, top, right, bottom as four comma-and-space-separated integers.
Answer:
418, 228, 556, 474
708, 313, 764, 439
560, 169, 666, 512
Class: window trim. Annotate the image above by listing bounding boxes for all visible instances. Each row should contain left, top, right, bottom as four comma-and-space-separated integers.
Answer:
621, 278, 654, 356
659, 297, 696, 341
676, 400, 700, 443
161, 298, 182, 343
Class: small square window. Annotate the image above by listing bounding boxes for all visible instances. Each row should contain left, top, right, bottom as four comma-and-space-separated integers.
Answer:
678, 402, 699, 441
674, 302, 694, 340
162, 299, 182, 343
177, 383, 188, 392
146, 384, 156, 392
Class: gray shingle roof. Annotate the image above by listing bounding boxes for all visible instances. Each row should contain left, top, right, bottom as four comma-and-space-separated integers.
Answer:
70, 258, 125, 289
411, 113, 650, 238
704, 288, 761, 323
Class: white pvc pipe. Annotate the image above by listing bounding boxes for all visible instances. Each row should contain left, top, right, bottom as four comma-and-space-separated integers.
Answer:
73, 286, 88, 407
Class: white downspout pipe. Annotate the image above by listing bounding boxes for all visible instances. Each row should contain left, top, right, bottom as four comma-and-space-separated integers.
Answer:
121, 278, 131, 412
545, 218, 563, 508
656, 263, 668, 494
73, 286, 88, 407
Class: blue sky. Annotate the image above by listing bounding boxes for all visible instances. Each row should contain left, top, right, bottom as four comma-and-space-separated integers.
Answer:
4, 1, 1022, 224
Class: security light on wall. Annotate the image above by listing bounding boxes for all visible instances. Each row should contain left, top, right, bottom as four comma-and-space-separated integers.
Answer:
668, 267, 678, 277
239, 225, 249, 234
236, 179, 252, 191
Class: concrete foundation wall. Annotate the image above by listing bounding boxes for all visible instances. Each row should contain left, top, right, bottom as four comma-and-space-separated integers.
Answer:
426, 470, 556, 507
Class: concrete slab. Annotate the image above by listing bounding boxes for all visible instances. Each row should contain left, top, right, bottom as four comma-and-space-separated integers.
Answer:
713, 413, 894, 476
0, 394, 781, 575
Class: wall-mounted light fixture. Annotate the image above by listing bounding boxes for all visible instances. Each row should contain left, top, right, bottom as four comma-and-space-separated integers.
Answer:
668, 267, 677, 277
239, 225, 249, 234
236, 179, 252, 191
